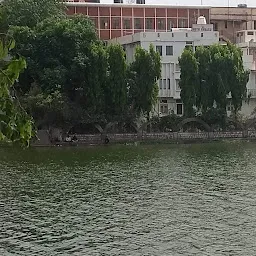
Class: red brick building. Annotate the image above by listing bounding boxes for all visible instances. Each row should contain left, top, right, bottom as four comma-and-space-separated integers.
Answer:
66, 2, 210, 40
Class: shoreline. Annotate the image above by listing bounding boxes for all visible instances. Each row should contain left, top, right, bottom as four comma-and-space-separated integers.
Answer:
31, 136, 256, 148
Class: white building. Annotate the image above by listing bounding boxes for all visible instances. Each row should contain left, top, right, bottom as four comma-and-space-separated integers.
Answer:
236, 30, 256, 117
109, 16, 256, 118
109, 16, 219, 116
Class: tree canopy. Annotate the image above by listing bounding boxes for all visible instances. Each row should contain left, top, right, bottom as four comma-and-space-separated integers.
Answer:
7, 13, 161, 131
128, 44, 161, 117
0, 0, 65, 29
0, 0, 162, 134
178, 43, 250, 117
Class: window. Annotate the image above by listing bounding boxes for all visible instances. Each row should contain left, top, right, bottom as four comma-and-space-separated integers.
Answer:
166, 46, 173, 56
160, 104, 168, 114
161, 99, 167, 103
248, 31, 254, 35
163, 79, 166, 89
112, 17, 120, 29
178, 19, 186, 28
134, 18, 142, 29
201, 33, 204, 37
157, 19, 165, 30
123, 18, 131, 29
176, 103, 183, 115
159, 79, 168, 89
175, 79, 180, 90
156, 45, 162, 56
254, 21, 256, 30
186, 33, 188, 37
175, 64, 180, 72
159, 79, 162, 89
227, 102, 234, 112
186, 41, 193, 45
169, 20, 175, 31
213, 22, 218, 31
249, 49, 254, 55
172, 33, 174, 37
146, 18, 154, 30
160, 79, 166, 89
100, 18, 109, 29
225, 20, 228, 29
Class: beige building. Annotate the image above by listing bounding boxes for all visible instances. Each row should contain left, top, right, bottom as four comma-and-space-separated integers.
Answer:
210, 7, 256, 43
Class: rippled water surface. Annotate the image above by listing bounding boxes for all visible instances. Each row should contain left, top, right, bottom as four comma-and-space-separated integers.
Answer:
1, 142, 256, 255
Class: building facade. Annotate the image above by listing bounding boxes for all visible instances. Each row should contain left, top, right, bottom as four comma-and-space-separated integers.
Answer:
65, 2, 210, 40
109, 18, 219, 116
210, 7, 256, 43
65, 1, 256, 117
236, 30, 256, 117
65, 2, 256, 44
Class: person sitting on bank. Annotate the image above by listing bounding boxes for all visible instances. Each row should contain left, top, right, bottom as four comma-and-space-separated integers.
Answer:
65, 134, 72, 142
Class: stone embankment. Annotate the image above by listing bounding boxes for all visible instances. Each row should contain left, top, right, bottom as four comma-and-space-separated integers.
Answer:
33, 130, 256, 146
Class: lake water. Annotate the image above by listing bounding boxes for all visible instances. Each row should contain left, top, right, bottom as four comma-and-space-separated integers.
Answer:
1, 142, 256, 255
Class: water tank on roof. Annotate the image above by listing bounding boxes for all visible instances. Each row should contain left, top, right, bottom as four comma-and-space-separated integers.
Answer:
237, 4, 247, 8
197, 16, 207, 25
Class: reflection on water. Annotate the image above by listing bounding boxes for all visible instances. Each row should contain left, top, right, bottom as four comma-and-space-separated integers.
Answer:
1, 142, 256, 255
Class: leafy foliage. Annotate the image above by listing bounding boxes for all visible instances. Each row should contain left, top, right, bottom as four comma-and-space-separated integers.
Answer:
128, 44, 161, 117
1, 0, 65, 29
178, 43, 250, 117
0, 36, 34, 146
105, 44, 127, 119
178, 48, 198, 117
8, 13, 161, 131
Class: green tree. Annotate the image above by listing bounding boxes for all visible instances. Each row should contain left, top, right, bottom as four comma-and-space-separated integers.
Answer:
0, 36, 34, 146
105, 44, 127, 119
178, 48, 198, 116
0, 0, 65, 29
0, 4, 8, 33
179, 43, 249, 118
10, 15, 107, 128
128, 44, 161, 117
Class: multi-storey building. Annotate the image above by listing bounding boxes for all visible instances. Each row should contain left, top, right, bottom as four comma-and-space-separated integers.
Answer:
65, 1, 256, 117
109, 17, 219, 116
211, 6, 256, 43
65, 2, 210, 40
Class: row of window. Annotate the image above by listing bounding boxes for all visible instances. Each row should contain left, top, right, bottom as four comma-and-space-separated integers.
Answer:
156, 45, 174, 56
155, 42, 207, 57
160, 102, 183, 115
160, 100, 238, 115
159, 78, 180, 90
219, 20, 256, 30
160, 102, 237, 115
237, 31, 256, 37
96, 17, 188, 30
